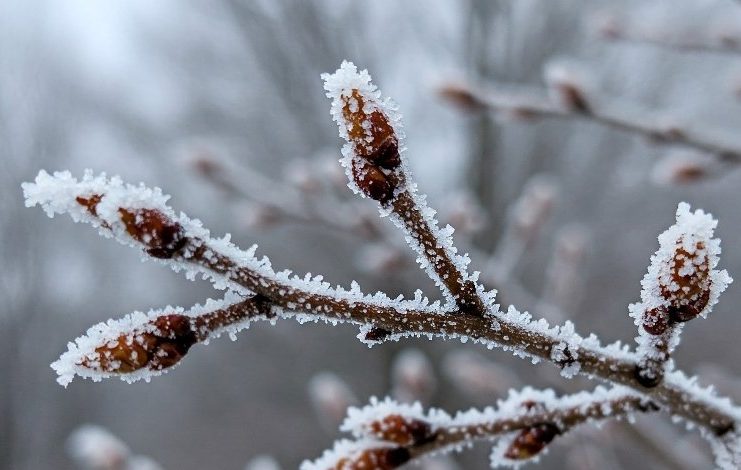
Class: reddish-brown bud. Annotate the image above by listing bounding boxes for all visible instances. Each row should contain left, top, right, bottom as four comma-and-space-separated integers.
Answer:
352, 161, 394, 204
341, 90, 400, 169
334, 447, 410, 470
118, 208, 187, 259
504, 423, 560, 461
642, 307, 670, 335
82, 314, 197, 375
367, 415, 434, 446
660, 241, 710, 322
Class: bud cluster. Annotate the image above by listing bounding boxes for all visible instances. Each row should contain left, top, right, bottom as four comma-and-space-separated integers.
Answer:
634, 203, 730, 337
75, 191, 188, 259
323, 61, 403, 205
631, 203, 731, 387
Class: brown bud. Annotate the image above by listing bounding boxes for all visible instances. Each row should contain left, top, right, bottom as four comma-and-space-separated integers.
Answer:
660, 241, 710, 322
643, 307, 670, 335
118, 208, 187, 259
334, 447, 410, 470
352, 161, 394, 204
81, 314, 197, 375
504, 423, 560, 460
341, 90, 400, 169
367, 415, 434, 446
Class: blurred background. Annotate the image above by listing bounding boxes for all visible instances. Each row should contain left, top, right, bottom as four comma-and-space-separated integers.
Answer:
3, 0, 741, 468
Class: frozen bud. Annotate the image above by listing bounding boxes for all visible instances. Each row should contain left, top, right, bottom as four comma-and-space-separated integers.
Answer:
339, 89, 400, 169
662, 240, 711, 322
651, 153, 712, 186
437, 82, 487, 112
503, 423, 560, 461
391, 348, 437, 404
351, 160, 394, 203
642, 307, 670, 335
118, 208, 187, 259
323, 62, 404, 205
308, 372, 358, 429
543, 60, 592, 113
634, 203, 731, 340
82, 314, 197, 375
333, 447, 410, 470
366, 414, 434, 446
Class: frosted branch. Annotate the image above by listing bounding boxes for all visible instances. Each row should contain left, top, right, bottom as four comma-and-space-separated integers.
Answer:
21, 61, 741, 469
22, 167, 741, 442
302, 387, 655, 469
